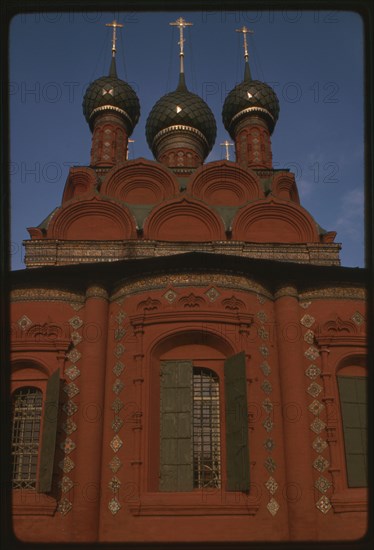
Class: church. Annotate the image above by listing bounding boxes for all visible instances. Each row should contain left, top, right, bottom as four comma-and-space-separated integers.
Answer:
10, 18, 367, 543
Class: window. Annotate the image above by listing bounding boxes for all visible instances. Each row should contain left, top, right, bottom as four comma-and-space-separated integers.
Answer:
11, 368, 60, 493
159, 352, 249, 492
338, 375, 367, 487
11, 387, 43, 489
193, 368, 221, 488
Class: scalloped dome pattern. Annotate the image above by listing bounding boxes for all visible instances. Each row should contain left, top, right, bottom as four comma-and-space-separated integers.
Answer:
222, 80, 280, 136
146, 87, 217, 155
83, 76, 140, 133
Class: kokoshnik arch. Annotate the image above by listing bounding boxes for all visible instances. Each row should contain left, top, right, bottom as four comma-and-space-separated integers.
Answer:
9, 17, 367, 544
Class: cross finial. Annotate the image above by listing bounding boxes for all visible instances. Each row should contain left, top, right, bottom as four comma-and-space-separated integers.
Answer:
126, 139, 135, 160
105, 19, 124, 58
170, 17, 193, 74
220, 140, 234, 161
236, 26, 254, 63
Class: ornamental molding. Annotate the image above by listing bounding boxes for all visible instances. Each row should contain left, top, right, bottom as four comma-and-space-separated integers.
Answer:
90, 104, 133, 126
129, 500, 260, 516
315, 316, 366, 347
152, 124, 209, 150
86, 285, 109, 300
330, 490, 368, 513
11, 323, 71, 352
299, 287, 366, 301
274, 286, 298, 299
231, 105, 275, 126
130, 310, 253, 329
112, 273, 270, 302
11, 288, 85, 304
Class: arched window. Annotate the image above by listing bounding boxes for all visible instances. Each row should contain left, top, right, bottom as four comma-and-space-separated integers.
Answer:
337, 373, 367, 487
11, 387, 43, 489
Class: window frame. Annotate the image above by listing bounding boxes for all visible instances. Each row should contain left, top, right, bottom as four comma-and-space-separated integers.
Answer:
11, 386, 43, 490
337, 370, 367, 488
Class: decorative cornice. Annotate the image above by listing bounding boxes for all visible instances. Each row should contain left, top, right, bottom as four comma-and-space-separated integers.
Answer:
231, 106, 275, 126
153, 125, 209, 149
86, 285, 109, 300
274, 286, 298, 299
112, 272, 271, 302
90, 105, 133, 126
299, 287, 366, 301
11, 288, 85, 304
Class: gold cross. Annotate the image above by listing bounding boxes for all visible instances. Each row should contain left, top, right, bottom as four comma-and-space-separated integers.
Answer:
105, 19, 124, 57
170, 17, 193, 73
126, 139, 135, 160
236, 26, 254, 62
220, 140, 234, 161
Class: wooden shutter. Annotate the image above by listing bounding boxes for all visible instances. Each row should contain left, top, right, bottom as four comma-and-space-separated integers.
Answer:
338, 376, 367, 487
224, 352, 250, 492
38, 368, 60, 493
160, 361, 193, 491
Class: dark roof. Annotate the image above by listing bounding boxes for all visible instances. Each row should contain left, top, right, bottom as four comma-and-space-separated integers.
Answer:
10, 252, 367, 296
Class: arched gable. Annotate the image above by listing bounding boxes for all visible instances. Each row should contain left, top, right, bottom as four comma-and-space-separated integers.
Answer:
271, 172, 300, 203
232, 198, 319, 243
101, 158, 180, 204
187, 160, 263, 206
62, 167, 98, 203
47, 196, 137, 240
143, 196, 226, 242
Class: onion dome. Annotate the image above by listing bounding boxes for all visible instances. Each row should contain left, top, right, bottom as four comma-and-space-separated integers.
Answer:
83, 57, 140, 134
146, 72, 217, 158
222, 60, 280, 137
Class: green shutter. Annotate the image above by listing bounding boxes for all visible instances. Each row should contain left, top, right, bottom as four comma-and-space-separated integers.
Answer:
160, 361, 193, 491
38, 368, 60, 493
224, 352, 250, 492
338, 376, 367, 488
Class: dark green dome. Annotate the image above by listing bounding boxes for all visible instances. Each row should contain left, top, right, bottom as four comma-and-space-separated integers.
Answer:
222, 66, 279, 136
146, 75, 217, 156
83, 60, 140, 134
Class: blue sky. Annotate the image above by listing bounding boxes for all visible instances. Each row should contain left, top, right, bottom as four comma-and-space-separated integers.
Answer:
9, 10, 364, 270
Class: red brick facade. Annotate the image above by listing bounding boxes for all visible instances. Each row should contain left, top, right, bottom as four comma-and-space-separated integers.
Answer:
9, 29, 368, 545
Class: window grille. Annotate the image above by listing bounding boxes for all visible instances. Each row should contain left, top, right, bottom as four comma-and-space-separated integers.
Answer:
193, 368, 221, 488
11, 387, 43, 489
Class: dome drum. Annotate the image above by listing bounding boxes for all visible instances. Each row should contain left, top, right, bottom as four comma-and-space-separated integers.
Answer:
152, 126, 210, 170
